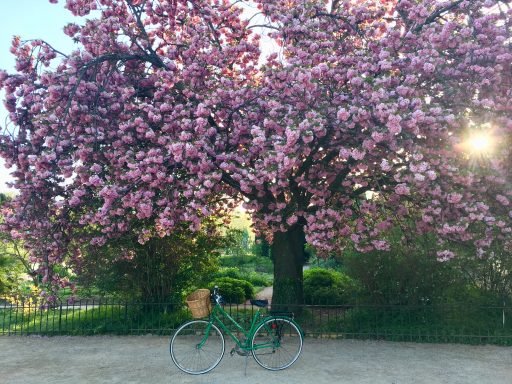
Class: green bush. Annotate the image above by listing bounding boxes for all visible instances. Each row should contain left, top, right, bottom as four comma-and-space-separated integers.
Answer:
303, 267, 359, 305
214, 268, 272, 288
209, 277, 254, 304
243, 271, 272, 287
252, 258, 273, 274
342, 230, 457, 306
214, 267, 242, 280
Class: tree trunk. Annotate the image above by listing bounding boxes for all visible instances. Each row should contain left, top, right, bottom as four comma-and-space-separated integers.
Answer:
271, 223, 306, 313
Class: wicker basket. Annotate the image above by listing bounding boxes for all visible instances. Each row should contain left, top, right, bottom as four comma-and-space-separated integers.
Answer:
186, 289, 212, 318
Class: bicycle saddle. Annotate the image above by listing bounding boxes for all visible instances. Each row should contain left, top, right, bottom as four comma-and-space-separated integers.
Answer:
250, 299, 268, 308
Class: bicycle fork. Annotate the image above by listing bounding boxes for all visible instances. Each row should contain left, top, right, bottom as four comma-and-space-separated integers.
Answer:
195, 322, 214, 350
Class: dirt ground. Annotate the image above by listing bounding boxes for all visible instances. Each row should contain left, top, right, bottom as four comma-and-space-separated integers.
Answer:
1, 336, 511, 384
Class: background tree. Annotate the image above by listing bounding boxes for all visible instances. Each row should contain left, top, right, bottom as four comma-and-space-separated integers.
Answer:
0, 193, 39, 299
77, 221, 228, 302
253, 236, 271, 259
223, 228, 252, 258
0, 0, 510, 308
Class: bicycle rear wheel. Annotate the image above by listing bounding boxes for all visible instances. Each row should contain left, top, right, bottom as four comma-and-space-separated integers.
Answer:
251, 317, 303, 370
170, 320, 225, 375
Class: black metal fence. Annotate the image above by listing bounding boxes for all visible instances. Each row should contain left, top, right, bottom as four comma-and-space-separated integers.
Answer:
1, 298, 511, 345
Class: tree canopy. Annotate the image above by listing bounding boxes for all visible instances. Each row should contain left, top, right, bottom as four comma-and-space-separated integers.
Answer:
0, 0, 511, 303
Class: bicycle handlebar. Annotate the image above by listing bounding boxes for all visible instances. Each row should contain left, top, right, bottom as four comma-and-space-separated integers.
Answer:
212, 285, 222, 305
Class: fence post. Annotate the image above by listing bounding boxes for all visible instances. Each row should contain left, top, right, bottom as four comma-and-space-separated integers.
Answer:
503, 296, 506, 328
58, 302, 63, 334
8, 301, 13, 335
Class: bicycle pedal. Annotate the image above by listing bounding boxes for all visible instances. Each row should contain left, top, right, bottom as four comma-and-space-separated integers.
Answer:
230, 348, 236, 357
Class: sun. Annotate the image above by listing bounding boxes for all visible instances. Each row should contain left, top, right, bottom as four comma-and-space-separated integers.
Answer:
467, 132, 493, 154
459, 126, 496, 158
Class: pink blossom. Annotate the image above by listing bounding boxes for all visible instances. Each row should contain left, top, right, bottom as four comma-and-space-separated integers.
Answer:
395, 184, 410, 195
136, 203, 153, 219
426, 170, 437, 180
386, 115, 402, 135
88, 175, 103, 187
437, 250, 455, 262
380, 159, 392, 172
351, 77, 363, 87
372, 240, 390, 251
196, 103, 209, 117
337, 108, 350, 122
286, 215, 298, 226
351, 149, 366, 160
302, 132, 314, 143
422, 215, 433, 223
414, 173, 425, 182
423, 62, 435, 74
371, 131, 386, 143
350, 234, 360, 243
447, 193, 463, 204
339, 148, 351, 160
496, 195, 509, 206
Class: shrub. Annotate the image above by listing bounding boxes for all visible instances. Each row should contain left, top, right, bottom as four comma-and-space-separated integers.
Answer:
213, 268, 272, 287
242, 271, 272, 287
342, 230, 456, 306
303, 268, 359, 305
209, 277, 254, 304
219, 256, 247, 268
252, 258, 273, 273
214, 267, 242, 280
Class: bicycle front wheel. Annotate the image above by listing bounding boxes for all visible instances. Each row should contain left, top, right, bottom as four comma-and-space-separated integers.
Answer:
170, 320, 225, 375
251, 317, 303, 370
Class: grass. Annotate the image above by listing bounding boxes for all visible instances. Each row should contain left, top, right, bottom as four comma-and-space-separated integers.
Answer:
0, 302, 191, 336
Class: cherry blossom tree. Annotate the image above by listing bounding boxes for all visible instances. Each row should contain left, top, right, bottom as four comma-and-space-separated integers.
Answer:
0, 0, 511, 307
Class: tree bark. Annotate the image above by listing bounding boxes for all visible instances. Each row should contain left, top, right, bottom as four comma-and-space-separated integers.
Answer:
271, 223, 306, 313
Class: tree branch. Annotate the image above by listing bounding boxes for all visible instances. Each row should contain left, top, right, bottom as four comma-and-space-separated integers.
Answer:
413, 0, 465, 33
314, 11, 366, 40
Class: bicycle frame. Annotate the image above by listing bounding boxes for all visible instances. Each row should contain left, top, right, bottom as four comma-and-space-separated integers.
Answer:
200, 302, 293, 352
208, 304, 260, 349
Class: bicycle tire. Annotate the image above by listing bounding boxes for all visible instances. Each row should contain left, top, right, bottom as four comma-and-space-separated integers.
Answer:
251, 317, 303, 370
170, 320, 225, 375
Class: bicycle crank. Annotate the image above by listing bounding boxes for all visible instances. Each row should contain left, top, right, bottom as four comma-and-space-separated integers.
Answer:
230, 345, 250, 357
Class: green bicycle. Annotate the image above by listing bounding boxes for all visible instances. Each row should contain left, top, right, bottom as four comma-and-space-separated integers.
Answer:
170, 286, 304, 374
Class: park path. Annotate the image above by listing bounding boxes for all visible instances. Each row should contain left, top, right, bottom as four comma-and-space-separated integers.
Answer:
1, 336, 511, 384
255, 286, 273, 301
249, 263, 310, 303
243, 285, 272, 306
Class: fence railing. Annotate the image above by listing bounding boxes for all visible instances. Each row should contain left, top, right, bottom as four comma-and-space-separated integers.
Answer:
1, 298, 511, 345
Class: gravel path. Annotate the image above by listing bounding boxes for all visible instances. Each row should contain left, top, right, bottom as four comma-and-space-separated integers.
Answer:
255, 286, 273, 301
1, 336, 511, 384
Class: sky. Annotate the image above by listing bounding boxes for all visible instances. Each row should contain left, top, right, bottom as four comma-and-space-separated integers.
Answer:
0, 0, 80, 193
